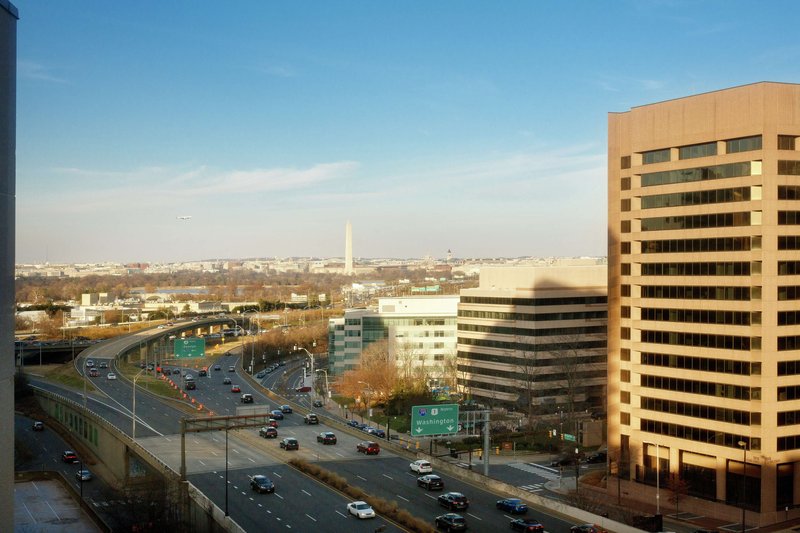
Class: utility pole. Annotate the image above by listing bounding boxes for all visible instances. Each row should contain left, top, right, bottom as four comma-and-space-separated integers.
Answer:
482, 410, 490, 476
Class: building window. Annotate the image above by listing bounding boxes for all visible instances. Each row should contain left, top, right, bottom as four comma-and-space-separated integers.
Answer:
621, 242, 631, 254
642, 237, 753, 254
621, 369, 631, 382
779, 186, 800, 200
621, 155, 631, 169
779, 135, 797, 151
680, 142, 717, 160
621, 391, 631, 404
620, 412, 631, 425
621, 263, 631, 275
641, 285, 751, 301
621, 284, 631, 297
621, 220, 631, 233
642, 148, 671, 165
642, 211, 751, 231
621, 306, 631, 318
779, 286, 800, 301
621, 177, 631, 191
779, 212, 800, 225
641, 187, 751, 209
620, 348, 631, 361
779, 261, 800, 275
641, 162, 751, 187
621, 198, 631, 212
641, 262, 751, 276
726, 135, 762, 154
621, 327, 631, 340
641, 307, 752, 326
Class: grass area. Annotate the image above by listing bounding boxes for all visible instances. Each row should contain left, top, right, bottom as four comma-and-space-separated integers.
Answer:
24, 362, 98, 393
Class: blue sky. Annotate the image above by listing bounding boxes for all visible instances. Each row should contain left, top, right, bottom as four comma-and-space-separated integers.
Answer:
14, 1, 800, 263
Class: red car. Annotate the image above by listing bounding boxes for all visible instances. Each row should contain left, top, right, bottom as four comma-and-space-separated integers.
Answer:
62, 450, 79, 463
356, 441, 380, 455
266, 418, 279, 428
231, 385, 241, 393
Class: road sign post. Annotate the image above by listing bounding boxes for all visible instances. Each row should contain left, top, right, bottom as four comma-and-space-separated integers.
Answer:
411, 403, 459, 437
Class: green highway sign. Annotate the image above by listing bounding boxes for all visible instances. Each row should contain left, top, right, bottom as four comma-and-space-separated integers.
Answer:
564, 433, 576, 442
174, 337, 205, 358
411, 403, 459, 436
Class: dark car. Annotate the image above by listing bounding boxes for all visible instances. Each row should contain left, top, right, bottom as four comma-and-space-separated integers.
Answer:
270, 410, 285, 420
512, 518, 545, 532
250, 474, 275, 493
438, 492, 469, 510
496, 498, 528, 514
256, 370, 266, 379
185, 380, 196, 390
313, 399, 324, 407
75, 469, 92, 482
303, 413, 319, 424
347, 419, 360, 427
368, 428, 386, 438
62, 450, 79, 463
280, 437, 299, 450
32, 421, 44, 431
317, 432, 337, 445
172, 369, 181, 375
585, 451, 607, 464
259, 426, 278, 438
435, 513, 466, 531
356, 441, 380, 455
550, 455, 579, 467
223, 376, 232, 384
570, 525, 606, 533
280, 404, 293, 413
213, 365, 221, 371
417, 474, 444, 490
240, 393, 254, 403
199, 369, 208, 377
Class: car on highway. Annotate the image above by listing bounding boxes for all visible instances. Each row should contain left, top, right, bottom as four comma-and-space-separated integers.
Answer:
280, 437, 299, 450
172, 369, 181, 375
313, 399, 324, 407
303, 413, 319, 424
354, 441, 378, 455
98, 361, 108, 369
106, 372, 117, 380
410, 460, 433, 473
75, 469, 92, 482
317, 432, 337, 445
213, 365, 221, 371
62, 450, 79, 463
266, 418, 279, 428
228, 366, 235, 372
259, 426, 278, 438
85, 359, 94, 368
417, 474, 444, 490
223, 377, 232, 384
280, 404, 292, 413
185, 380, 196, 390
569, 525, 605, 533
346, 501, 376, 519
250, 474, 275, 494
368, 428, 386, 438
270, 410, 284, 420
32, 421, 44, 431
88, 368, 99, 377
512, 518, 545, 532
240, 393, 254, 403
438, 492, 469, 511
230, 385, 241, 393
434, 513, 466, 531
198, 369, 207, 377
496, 498, 528, 514
256, 370, 266, 379
347, 419, 360, 427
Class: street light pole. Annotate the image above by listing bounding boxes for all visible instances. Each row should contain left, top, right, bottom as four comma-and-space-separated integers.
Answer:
132, 368, 145, 439
738, 440, 747, 533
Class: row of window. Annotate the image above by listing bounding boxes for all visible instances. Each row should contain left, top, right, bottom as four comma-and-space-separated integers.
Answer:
641, 162, 752, 186
779, 185, 800, 200
641, 352, 759, 375
778, 311, 800, 326
641, 374, 756, 400
779, 385, 800, 401
779, 286, 800, 301
641, 285, 753, 301
641, 211, 751, 232
457, 309, 608, 322
458, 337, 607, 352
778, 336, 800, 351
779, 212, 800, 225
641, 307, 754, 326
641, 236, 757, 254
456, 363, 606, 383
641, 418, 759, 451
631, 135, 795, 169
457, 323, 607, 338
640, 262, 753, 277
778, 411, 800, 426
778, 236, 800, 250
457, 350, 607, 367
779, 361, 800, 376
460, 296, 607, 307
778, 435, 800, 451
679, 141, 718, 160
641, 329, 752, 351
641, 396, 754, 426
781, 262, 800, 275
641, 187, 752, 210
779, 160, 800, 175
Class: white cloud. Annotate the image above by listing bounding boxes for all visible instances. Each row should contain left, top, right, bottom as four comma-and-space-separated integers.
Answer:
19, 60, 68, 84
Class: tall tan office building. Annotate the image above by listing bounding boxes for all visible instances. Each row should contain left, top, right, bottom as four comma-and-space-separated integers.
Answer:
609, 82, 800, 524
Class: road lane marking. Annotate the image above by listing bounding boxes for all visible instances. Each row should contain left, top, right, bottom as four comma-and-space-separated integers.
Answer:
198, 460, 206, 466
248, 458, 256, 462
272, 472, 282, 478
357, 475, 367, 481
275, 493, 284, 499
232, 448, 241, 454
305, 514, 317, 522
382, 474, 393, 480
301, 489, 312, 496
425, 494, 437, 500
335, 510, 347, 518
335, 452, 344, 457
396, 495, 409, 502
467, 513, 482, 520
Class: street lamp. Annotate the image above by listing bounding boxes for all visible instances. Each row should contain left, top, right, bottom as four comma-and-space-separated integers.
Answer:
293, 344, 315, 380
643, 441, 661, 516
738, 440, 747, 533
132, 368, 146, 439
243, 311, 261, 375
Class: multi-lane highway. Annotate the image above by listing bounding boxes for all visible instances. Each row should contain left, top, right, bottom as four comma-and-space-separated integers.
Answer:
44, 329, 602, 533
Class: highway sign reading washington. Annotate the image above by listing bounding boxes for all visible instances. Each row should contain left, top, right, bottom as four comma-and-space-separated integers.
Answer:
174, 337, 205, 358
411, 403, 459, 436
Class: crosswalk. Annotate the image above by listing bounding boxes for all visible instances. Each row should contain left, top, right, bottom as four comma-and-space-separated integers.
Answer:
519, 482, 546, 492
507, 462, 560, 480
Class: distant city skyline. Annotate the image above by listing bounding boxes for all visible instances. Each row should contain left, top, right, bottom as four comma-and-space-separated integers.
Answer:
15, 1, 800, 263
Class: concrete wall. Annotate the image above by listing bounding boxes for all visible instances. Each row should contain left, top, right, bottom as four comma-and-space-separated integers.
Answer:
0, 2, 17, 532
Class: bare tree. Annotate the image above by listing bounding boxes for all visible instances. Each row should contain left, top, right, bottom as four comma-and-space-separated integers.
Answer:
515, 335, 540, 429
666, 472, 690, 514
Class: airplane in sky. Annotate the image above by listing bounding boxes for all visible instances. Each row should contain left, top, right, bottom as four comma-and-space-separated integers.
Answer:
176, 216, 192, 220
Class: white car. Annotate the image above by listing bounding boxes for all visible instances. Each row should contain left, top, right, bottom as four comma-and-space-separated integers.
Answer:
106, 372, 117, 380
410, 460, 433, 474
346, 501, 375, 519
